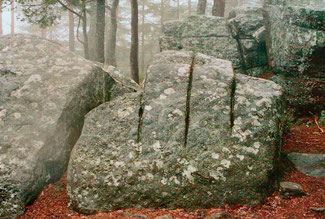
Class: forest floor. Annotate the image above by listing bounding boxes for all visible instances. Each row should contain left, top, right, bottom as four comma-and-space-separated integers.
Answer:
19, 117, 325, 219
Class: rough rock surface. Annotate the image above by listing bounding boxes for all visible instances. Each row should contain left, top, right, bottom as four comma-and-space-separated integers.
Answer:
0, 34, 137, 218
288, 153, 325, 178
68, 51, 284, 212
228, 4, 268, 76
160, 16, 242, 68
264, 0, 325, 115
160, 13, 268, 76
264, 0, 325, 75
279, 182, 306, 199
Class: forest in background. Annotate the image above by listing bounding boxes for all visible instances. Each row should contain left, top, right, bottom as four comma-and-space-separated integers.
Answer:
0, 0, 239, 81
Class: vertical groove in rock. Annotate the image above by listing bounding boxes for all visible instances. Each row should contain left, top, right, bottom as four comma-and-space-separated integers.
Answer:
230, 76, 236, 134
184, 54, 195, 147
136, 93, 144, 155
226, 22, 247, 73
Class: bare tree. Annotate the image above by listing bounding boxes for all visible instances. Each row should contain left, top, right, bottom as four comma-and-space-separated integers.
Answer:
96, 0, 105, 63
68, 6, 75, 52
160, 0, 164, 30
106, 0, 119, 67
188, 0, 192, 15
130, 0, 140, 84
212, 0, 225, 17
0, 1, 3, 35
11, 0, 14, 34
197, 0, 206, 15
141, 0, 145, 72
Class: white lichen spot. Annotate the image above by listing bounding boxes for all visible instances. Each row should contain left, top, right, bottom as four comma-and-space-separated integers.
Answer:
155, 160, 164, 169
222, 147, 231, 153
127, 171, 133, 177
13, 113, 21, 119
114, 161, 125, 168
248, 166, 253, 170
246, 171, 250, 176
159, 94, 167, 99
117, 108, 131, 118
211, 153, 220, 160
0, 109, 7, 119
182, 165, 197, 183
244, 147, 259, 155
26, 74, 42, 83
173, 109, 183, 117
145, 105, 152, 111
161, 177, 168, 185
221, 159, 231, 168
254, 142, 261, 149
146, 173, 154, 180
236, 154, 245, 161
164, 88, 175, 95
178, 66, 189, 76
153, 141, 162, 151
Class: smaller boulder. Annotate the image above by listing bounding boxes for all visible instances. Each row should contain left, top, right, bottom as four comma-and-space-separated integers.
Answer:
205, 211, 231, 219
154, 215, 174, 219
279, 182, 306, 199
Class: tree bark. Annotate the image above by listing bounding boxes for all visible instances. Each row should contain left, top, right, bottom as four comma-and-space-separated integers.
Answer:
0, 2, 3, 35
197, 0, 206, 15
69, 8, 75, 52
130, 0, 140, 84
212, 0, 225, 17
82, 1, 89, 60
176, 0, 179, 19
188, 0, 192, 15
160, 0, 164, 30
96, 0, 105, 63
141, 0, 145, 73
11, 0, 14, 34
106, 0, 119, 67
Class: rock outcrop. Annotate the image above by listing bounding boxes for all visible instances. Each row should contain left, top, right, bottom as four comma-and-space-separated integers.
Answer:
228, 4, 268, 76
264, 0, 325, 115
160, 16, 242, 68
160, 11, 269, 77
0, 34, 138, 218
68, 51, 284, 213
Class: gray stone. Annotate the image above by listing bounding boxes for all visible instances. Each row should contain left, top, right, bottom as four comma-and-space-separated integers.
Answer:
124, 212, 148, 219
67, 51, 284, 212
228, 5, 268, 73
154, 215, 174, 219
160, 16, 242, 68
287, 153, 325, 178
310, 207, 325, 213
264, 0, 325, 76
279, 182, 306, 198
205, 211, 231, 219
0, 34, 137, 218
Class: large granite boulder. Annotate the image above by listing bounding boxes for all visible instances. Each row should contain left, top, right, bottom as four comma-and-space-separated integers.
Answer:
67, 51, 284, 213
0, 34, 138, 218
160, 16, 242, 68
264, 0, 325, 115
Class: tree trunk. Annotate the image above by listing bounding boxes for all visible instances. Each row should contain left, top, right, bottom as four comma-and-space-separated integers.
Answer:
141, 0, 145, 73
0, 2, 3, 35
96, 0, 105, 63
11, 0, 14, 34
130, 0, 140, 84
160, 0, 164, 30
212, 0, 225, 17
69, 8, 75, 52
188, 0, 192, 15
176, 0, 179, 19
197, 0, 206, 15
88, 2, 97, 61
106, 0, 119, 67
82, 2, 89, 60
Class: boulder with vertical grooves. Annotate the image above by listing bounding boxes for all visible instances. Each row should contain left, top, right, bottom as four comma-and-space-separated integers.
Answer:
67, 51, 284, 212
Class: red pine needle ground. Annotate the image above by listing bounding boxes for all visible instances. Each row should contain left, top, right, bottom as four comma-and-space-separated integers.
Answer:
19, 121, 325, 219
